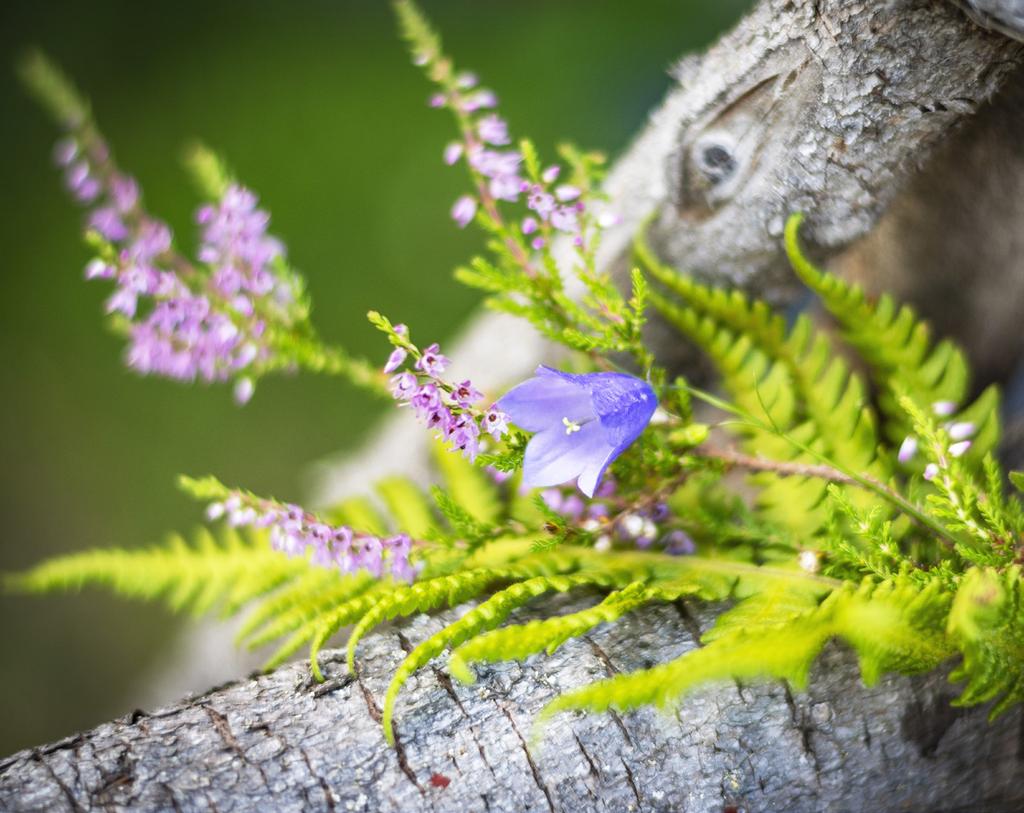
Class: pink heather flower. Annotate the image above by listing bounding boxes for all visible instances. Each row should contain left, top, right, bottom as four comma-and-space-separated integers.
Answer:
489, 175, 521, 202
206, 502, 226, 521
462, 90, 498, 112
66, 160, 101, 202
949, 440, 972, 458
455, 71, 479, 89
948, 422, 975, 441
897, 436, 918, 464
531, 237, 546, 251
550, 206, 580, 233
55, 129, 299, 398
453, 380, 484, 407
449, 417, 481, 461
483, 407, 510, 440
110, 175, 139, 212
416, 343, 450, 376
390, 372, 418, 400
477, 114, 511, 146
233, 377, 255, 405
932, 400, 957, 417
469, 148, 521, 178
521, 217, 538, 235
384, 534, 414, 581
541, 489, 564, 512
393, 323, 409, 337
429, 93, 447, 108
384, 347, 408, 373
353, 536, 384, 578
561, 494, 585, 519
541, 165, 560, 184
665, 530, 696, 556
411, 383, 442, 416
106, 287, 138, 318
555, 185, 581, 202
443, 142, 464, 166
527, 187, 556, 218
215, 493, 416, 582
84, 259, 115, 280
390, 556, 418, 583
923, 463, 940, 481
89, 206, 129, 241
426, 406, 454, 436
54, 137, 78, 167
451, 195, 477, 228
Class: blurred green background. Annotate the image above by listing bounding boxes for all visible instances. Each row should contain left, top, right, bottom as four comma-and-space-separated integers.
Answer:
0, 0, 748, 755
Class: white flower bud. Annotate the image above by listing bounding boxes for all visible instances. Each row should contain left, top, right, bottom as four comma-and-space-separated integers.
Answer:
619, 513, 645, 538
798, 550, 820, 573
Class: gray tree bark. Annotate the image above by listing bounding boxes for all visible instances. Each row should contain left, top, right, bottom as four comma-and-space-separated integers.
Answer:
7, 1, 1024, 811
3, 598, 1022, 812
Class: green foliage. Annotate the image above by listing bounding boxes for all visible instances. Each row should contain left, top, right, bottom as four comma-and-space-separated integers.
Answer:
17, 49, 88, 127
542, 577, 953, 720
7, 526, 310, 621
948, 567, 1024, 718
636, 222, 887, 537
381, 571, 623, 743
14, 0, 1024, 751
784, 214, 999, 452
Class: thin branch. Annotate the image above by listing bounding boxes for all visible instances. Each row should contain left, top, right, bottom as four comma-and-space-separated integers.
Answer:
702, 446, 859, 485
696, 445, 959, 550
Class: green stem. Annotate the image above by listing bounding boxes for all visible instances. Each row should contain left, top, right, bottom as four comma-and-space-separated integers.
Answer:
687, 386, 961, 552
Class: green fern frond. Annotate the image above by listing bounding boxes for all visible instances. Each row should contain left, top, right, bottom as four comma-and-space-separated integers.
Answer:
376, 476, 436, 538
948, 566, 1024, 718
245, 579, 383, 672
637, 224, 883, 475
381, 571, 627, 744
433, 441, 502, 524
541, 577, 952, 722
336, 545, 611, 676
327, 494, 390, 536
637, 228, 887, 536
447, 582, 655, 684
7, 526, 306, 619
447, 569, 749, 685
309, 566, 513, 681
701, 584, 825, 643
783, 214, 971, 439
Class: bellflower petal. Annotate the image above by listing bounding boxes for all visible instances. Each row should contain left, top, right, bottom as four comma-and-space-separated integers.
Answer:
522, 421, 611, 491
496, 367, 595, 431
497, 366, 657, 497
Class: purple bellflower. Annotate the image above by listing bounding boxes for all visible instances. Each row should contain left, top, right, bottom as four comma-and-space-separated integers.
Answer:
497, 366, 657, 498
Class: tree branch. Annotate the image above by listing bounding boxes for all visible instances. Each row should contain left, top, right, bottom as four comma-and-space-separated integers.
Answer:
2, 598, 1022, 811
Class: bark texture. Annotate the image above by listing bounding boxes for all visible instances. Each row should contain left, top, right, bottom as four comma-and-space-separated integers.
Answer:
834, 64, 1024, 389
7, 1, 1024, 811
3, 597, 1023, 812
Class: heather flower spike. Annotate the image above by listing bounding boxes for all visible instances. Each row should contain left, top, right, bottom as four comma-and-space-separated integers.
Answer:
497, 366, 657, 497
371, 311, 508, 462
25, 50, 388, 404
